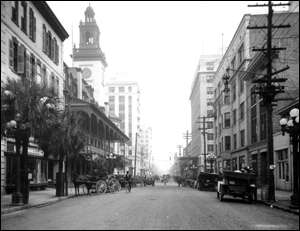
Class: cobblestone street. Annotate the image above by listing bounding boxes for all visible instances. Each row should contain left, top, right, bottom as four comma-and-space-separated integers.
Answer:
1, 182, 299, 230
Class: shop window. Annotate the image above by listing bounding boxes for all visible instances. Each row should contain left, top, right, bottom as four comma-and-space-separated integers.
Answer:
277, 149, 289, 181
238, 156, 245, 170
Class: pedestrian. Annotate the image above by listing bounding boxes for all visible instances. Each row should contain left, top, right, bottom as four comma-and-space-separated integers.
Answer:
125, 171, 132, 191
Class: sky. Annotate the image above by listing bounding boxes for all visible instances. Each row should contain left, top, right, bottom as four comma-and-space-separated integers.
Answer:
47, 1, 289, 173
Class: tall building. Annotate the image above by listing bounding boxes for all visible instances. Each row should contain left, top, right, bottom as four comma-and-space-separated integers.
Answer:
189, 55, 222, 174
1, 1, 69, 194
213, 7, 299, 190
106, 73, 141, 176
72, 4, 108, 107
139, 125, 153, 176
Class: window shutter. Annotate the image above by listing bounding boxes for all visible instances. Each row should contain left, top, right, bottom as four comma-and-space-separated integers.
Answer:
9, 39, 13, 68
29, 9, 32, 38
33, 16, 36, 41
51, 38, 55, 60
43, 24, 46, 52
46, 31, 50, 55
43, 64, 48, 86
56, 44, 59, 65
17, 44, 24, 74
26, 52, 30, 79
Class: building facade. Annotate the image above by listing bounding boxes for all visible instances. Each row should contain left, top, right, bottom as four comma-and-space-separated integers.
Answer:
1, 1, 69, 194
139, 125, 153, 176
106, 73, 141, 176
213, 7, 299, 190
190, 55, 222, 174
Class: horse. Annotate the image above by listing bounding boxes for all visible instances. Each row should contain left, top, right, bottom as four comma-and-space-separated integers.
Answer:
71, 171, 91, 196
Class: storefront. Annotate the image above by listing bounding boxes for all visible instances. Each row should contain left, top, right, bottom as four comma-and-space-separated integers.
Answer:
4, 140, 56, 193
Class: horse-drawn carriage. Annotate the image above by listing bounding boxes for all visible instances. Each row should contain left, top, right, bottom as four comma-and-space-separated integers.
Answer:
217, 170, 257, 204
72, 171, 121, 196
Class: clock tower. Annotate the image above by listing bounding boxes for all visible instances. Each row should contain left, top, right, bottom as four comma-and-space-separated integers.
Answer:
73, 4, 108, 107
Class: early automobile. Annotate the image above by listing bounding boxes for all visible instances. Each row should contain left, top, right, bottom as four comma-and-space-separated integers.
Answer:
144, 177, 155, 186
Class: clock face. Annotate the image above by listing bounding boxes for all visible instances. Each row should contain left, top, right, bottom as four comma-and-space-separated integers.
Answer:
82, 68, 92, 79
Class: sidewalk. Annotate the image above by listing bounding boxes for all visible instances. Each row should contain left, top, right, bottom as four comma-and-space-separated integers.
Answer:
1, 187, 299, 216
256, 188, 299, 215
1, 187, 76, 215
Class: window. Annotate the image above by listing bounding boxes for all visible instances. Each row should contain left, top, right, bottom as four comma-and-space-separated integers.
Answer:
251, 87, 256, 106
207, 110, 213, 117
12, 1, 19, 25
119, 105, 125, 111
109, 87, 115, 92
232, 158, 238, 171
240, 102, 245, 120
206, 62, 214, 71
128, 87, 132, 92
240, 129, 245, 147
207, 122, 213, 129
207, 133, 214, 140
207, 74, 214, 83
225, 136, 231, 151
207, 98, 213, 106
224, 112, 230, 127
238, 156, 245, 170
207, 87, 213, 94
9, 38, 19, 72
21, 1, 27, 34
277, 149, 289, 181
109, 96, 115, 103
233, 134, 237, 149
233, 109, 237, 125
232, 84, 236, 101
240, 79, 244, 93
238, 43, 244, 64
119, 96, 125, 103
224, 95, 230, 104
30, 53, 37, 82
119, 87, 125, 92
207, 145, 214, 152
231, 57, 236, 76
43, 24, 47, 53
29, 8, 36, 41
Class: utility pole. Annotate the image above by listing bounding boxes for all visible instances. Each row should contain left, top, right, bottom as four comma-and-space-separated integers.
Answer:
134, 132, 138, 177
183, 131, 192, 176
247, 1, 290, 203
197, 116, 214, 173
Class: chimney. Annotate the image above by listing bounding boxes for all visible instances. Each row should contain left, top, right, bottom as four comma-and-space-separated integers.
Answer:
104, 102, 109, 117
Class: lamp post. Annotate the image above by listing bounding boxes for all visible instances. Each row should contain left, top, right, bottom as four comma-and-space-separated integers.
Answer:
106, 153, 116, 175
206, 154, 217, 173
279, 108, 299, 209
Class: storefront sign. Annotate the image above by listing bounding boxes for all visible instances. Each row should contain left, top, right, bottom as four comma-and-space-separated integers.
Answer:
7, 143, 44, 157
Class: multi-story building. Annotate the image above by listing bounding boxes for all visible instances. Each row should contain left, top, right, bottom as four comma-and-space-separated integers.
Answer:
106, 73, 141, 176
139, 125, 153, 176
213, 6, 299, 190
72, 5, 108, 107
1, 1, 69, 194
190, 55, 222, 174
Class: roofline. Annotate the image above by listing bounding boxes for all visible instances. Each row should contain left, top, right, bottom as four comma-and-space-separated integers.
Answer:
32, 1, 69, 42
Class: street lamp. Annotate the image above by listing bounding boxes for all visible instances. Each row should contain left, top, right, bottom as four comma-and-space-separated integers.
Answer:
279, 108, 299, 209
206, 154, 217, 173
5, 111, 31, 205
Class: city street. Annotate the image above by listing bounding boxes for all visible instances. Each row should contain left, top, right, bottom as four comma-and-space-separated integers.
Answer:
1, 182, 299, 230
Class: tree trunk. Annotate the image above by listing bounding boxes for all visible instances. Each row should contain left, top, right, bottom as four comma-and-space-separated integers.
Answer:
65, 153, 68, 196
57, 150, 64, 197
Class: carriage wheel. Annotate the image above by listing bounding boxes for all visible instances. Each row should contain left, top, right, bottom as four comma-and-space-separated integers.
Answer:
96, 180, 107, 195
81, 184, 88, 195
109, 185, 116, 194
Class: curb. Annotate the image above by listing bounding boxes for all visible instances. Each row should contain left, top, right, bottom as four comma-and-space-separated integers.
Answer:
257, 200, 299, 215
1, 195, 76, 216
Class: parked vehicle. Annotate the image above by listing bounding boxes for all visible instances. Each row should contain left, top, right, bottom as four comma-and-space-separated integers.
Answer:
197, 172, 222, 191
144, 177, 155, 186
217, 170, 257, 204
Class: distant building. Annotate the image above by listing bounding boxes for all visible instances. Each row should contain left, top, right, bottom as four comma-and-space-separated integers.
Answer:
106, 73, 141, 176
139, 125, 153, 176
190, 55, 222, 174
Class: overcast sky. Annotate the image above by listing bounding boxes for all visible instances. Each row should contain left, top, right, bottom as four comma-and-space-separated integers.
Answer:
47, 1, 289, 172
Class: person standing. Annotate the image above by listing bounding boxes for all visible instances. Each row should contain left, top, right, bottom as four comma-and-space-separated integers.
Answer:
125, 171, 132, 191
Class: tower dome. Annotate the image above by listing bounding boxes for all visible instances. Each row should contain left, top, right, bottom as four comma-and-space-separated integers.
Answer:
84, 4, 95, 23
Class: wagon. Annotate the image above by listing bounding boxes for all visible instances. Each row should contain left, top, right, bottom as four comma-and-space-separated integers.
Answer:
217, 171, 257, 204
197, 172, 222, 191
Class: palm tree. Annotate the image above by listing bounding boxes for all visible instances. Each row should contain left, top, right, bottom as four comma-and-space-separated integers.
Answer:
1, 77, 61, 204
46, 110, 87, 196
